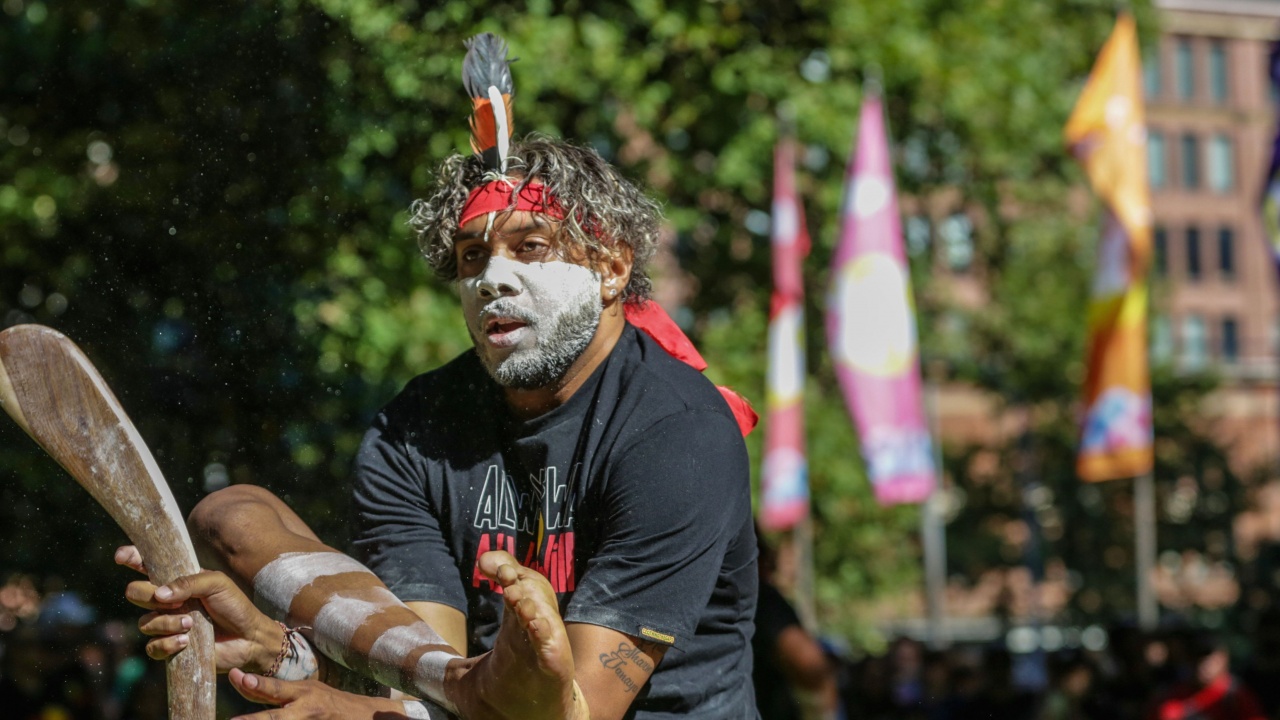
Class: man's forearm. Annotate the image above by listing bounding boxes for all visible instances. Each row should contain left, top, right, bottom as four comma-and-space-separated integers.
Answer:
251, 551, 461, 710
269, 622, 455, 717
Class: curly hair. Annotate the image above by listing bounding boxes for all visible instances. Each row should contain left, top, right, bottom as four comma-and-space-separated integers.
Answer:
408, 135, 662, 302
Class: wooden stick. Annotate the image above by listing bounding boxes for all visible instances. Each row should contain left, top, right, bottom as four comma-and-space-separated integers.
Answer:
0, 324, 215, 719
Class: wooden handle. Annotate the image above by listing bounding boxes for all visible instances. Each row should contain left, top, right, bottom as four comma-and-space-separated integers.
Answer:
0, 324, 215, 719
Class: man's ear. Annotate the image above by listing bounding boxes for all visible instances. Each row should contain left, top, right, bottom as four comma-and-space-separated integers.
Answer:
600, 245, 634, 302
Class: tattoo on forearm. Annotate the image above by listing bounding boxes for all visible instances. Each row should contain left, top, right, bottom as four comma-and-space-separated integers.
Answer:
597, 641, 657, 693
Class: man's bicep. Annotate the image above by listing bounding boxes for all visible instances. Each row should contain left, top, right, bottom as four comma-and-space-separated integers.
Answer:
567, 622, 667, 720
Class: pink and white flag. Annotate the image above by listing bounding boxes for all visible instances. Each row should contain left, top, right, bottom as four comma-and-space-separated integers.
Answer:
761, 136, 811, 531
826, 93, 936, 506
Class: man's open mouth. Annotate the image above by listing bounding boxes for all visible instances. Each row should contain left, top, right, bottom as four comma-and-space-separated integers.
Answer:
483, 316, 531, 347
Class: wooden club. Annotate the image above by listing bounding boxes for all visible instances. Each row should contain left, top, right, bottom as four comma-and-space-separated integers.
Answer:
0, 324, 215, 719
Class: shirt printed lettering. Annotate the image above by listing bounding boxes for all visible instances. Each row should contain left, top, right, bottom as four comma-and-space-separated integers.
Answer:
471, 463, 578, 593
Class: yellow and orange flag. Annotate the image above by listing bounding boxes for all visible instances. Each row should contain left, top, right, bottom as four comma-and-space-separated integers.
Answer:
1064, 13, 1154, 482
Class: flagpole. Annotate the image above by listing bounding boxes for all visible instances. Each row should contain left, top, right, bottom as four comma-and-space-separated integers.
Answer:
1134, 472, 1158, 630
1016, 405, 1049, 687
923, 375, 948, 649
1267, 40, 1280, 481
794, 515, 818, 631
761, 111, 817, 628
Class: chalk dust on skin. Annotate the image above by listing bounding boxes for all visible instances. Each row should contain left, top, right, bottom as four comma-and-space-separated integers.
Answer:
459, 256, 603, 388
456, 551, 580, 720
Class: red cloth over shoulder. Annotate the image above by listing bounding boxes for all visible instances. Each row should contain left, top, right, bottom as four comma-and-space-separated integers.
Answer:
624, 300, 758, 437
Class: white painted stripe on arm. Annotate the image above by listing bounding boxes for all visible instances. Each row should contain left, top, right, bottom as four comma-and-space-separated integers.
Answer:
309, 588, 402, 666
250, 552, 371, 620
414, 650, 457, 713
367, 625, 459, 714
403, 699, 451, 719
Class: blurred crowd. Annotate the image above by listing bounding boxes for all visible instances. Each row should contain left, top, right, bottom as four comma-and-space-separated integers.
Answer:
7, 578, 1280, 720
757, 618, 1280, 720
751, 530, 1280, 720
0, 587, 256, 720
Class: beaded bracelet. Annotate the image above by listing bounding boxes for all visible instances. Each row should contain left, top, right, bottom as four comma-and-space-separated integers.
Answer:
263, 621, 292, 678
263, 622, 318, 681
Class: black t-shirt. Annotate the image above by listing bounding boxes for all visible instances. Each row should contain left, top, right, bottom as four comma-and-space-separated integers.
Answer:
351, 324, 759, 718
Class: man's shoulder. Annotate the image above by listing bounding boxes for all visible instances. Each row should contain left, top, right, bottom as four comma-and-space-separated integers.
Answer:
615, 325, 735, 425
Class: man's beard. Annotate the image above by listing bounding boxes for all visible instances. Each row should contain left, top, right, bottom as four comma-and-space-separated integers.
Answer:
481, 292, 601, 389
471, 269, 604, 389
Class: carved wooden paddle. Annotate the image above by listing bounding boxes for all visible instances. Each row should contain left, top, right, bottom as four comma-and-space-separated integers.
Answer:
0, 324, 215, 719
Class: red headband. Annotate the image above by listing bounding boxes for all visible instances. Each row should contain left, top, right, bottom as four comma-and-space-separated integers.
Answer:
458, 180, 565, 229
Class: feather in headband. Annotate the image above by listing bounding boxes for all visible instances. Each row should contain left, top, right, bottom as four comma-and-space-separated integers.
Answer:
462, 33, 515, 175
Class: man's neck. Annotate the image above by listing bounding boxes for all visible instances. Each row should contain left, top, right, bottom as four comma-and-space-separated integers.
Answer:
502, 307, 626, 420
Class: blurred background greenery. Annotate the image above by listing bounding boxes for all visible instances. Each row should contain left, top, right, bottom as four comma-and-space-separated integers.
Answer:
3, 0, 1248, 649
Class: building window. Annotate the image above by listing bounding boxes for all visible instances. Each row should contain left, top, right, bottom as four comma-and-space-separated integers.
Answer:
1218, 227, 1235, 280
1221, 316, 1239, 363
1181, 133, 1200, 189
940, 213, 973, 272
1148, 131, 1167, 189
1145, 51, 1162, 100
1209, 40, 1228, 104
1152, 315, 1173, 365
1208, 134, 1233, 192
1186, 227, 1201, 281
1182, 315, 1207, 370
1154, 226, 1168, 277
1176, 37, 1195, 101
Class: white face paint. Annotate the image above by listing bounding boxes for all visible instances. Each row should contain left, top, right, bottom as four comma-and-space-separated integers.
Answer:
458, 254, 603, 389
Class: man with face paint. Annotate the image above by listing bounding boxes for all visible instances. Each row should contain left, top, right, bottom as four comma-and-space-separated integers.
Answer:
120, 134, 760, 720
456, 212, 608, 396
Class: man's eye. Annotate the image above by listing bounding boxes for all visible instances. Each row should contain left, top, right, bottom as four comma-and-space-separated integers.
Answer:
460, 247, 486, 263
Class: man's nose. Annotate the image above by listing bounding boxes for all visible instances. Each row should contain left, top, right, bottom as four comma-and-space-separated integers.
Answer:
475, 256, 523, 299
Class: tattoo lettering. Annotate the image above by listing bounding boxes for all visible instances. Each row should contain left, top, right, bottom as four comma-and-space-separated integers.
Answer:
597, 641, 655, 693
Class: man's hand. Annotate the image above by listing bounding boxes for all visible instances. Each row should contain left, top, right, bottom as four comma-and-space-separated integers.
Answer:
226, 668, 427, 719
117, 545, 284, 674
445, 551, 589, 720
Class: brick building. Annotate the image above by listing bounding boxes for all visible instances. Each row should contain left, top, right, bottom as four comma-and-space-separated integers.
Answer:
1146, 0, 1280, 475
931, 0, 1280, 476
908, 0, 1280, 626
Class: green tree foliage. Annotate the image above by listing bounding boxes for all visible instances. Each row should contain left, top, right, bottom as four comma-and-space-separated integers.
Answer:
3, 0, 1208, 641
